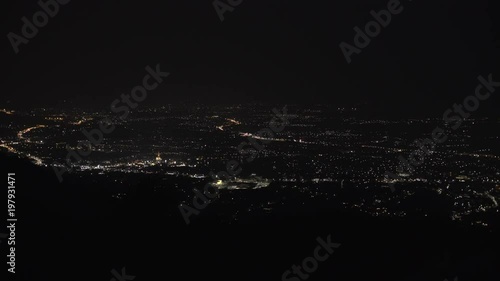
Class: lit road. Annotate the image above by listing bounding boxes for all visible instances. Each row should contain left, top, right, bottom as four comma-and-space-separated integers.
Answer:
17, 125, 47, 142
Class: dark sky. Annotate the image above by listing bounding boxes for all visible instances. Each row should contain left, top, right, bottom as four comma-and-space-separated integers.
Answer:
2, 0, 499, 115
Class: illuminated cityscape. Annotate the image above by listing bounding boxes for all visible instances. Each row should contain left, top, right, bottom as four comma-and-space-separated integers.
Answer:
1, 104, 499, 226
4, 0, 500, 279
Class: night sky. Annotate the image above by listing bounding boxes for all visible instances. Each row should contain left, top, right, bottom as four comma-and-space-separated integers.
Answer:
2, 0, 499, 115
